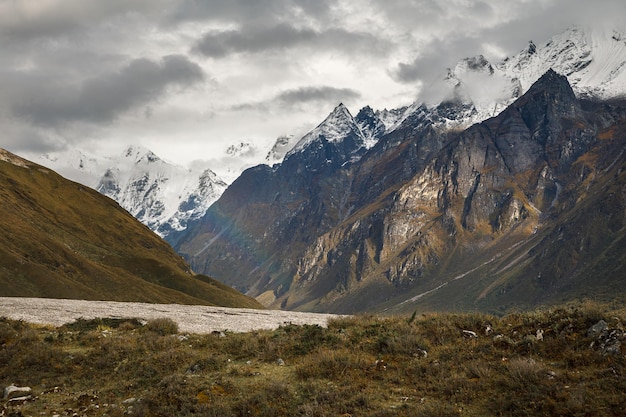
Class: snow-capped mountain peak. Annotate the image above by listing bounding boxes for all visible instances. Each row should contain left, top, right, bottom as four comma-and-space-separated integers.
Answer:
27, 146, 227, 239
355, 106, 386, 148
386, 25, 626, 135
122, 145, 161, 165
95, 149, 228, 237
265, 135, 297, 166
499, 25, 626, 99
287, 103, 365, 157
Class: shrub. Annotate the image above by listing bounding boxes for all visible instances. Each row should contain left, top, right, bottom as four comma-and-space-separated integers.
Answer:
295, 347, 372, 380
506, 357, 546, 385
62, 317, 143, 332
145, 317, 179, 335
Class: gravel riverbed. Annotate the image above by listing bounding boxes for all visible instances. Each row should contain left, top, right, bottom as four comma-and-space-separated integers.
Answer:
0, 297, 344, 334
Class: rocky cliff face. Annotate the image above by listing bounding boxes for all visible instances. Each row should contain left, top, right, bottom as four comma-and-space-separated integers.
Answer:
174, 70, 626, 313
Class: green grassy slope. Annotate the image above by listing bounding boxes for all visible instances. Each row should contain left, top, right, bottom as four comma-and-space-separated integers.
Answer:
0, 149, 262, 309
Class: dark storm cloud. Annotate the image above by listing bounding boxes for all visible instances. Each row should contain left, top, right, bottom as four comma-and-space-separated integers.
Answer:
13, 55, 205, 126
194, 24, 316, 57
0, 1, 166, 42
167, 0, 333, 25
193, 23, 390, 58
392, 36, 482, 84
232, 85, 360, 112
1, 125, 67, 155
274, 86, 361, 107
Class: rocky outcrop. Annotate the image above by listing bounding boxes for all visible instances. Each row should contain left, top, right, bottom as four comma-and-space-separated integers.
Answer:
3, 385, 32, 401
588, 320, 624, 355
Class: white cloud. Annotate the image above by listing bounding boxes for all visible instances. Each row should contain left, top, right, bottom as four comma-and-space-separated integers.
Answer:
1, 0, 623, 168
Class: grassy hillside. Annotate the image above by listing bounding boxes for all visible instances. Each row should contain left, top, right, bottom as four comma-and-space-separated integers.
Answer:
0, 148, 262, 309
1, 302, 624, 416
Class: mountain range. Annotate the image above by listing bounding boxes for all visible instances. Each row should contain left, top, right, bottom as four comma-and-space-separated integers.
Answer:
0, 148, 262, 308
11, 25, 626, 314
172, 26, 626, 314
27, 27, 626, 246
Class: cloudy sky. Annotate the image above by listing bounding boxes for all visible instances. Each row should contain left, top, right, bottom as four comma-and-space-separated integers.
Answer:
1, 0, 624, 173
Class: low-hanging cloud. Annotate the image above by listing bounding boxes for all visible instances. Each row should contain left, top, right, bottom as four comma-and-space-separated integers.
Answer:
167, 0, 333, 26
232, 85, 361, 113
13, 55, 205, 126
193, 23, 390, 58
392, 35, 485, 85
274, 86, 361, 107
0, 0, 168, 42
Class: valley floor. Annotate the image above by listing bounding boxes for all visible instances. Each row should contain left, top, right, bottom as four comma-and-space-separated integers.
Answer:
0, 297, 341, 333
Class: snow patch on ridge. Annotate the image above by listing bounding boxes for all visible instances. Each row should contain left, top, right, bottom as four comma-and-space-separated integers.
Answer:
383, 25, 626, 137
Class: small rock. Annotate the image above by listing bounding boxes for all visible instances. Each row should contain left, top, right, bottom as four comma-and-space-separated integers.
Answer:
587, 320, 608, 337
4, 385, 32, 400
536, 329, 544, 341
587, 321, 624, 355
462, 330, 478, 338
276, 358, 285, 366
186, 363, 202, 374
414, 348, 428, 358
374, 359, 387, 370
601, 336, 622, 355
8, 395, 33, 403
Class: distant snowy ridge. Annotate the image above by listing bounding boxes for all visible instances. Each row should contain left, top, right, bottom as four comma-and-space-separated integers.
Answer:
265, 135, 296, 166
23, 26, 626, 238
284, 26, 626, 161
285, 103, 395, 161
500, 26, 626, 100
30, 146, 227, 238
287, 103, 364, 157
397, 25, 626, 131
